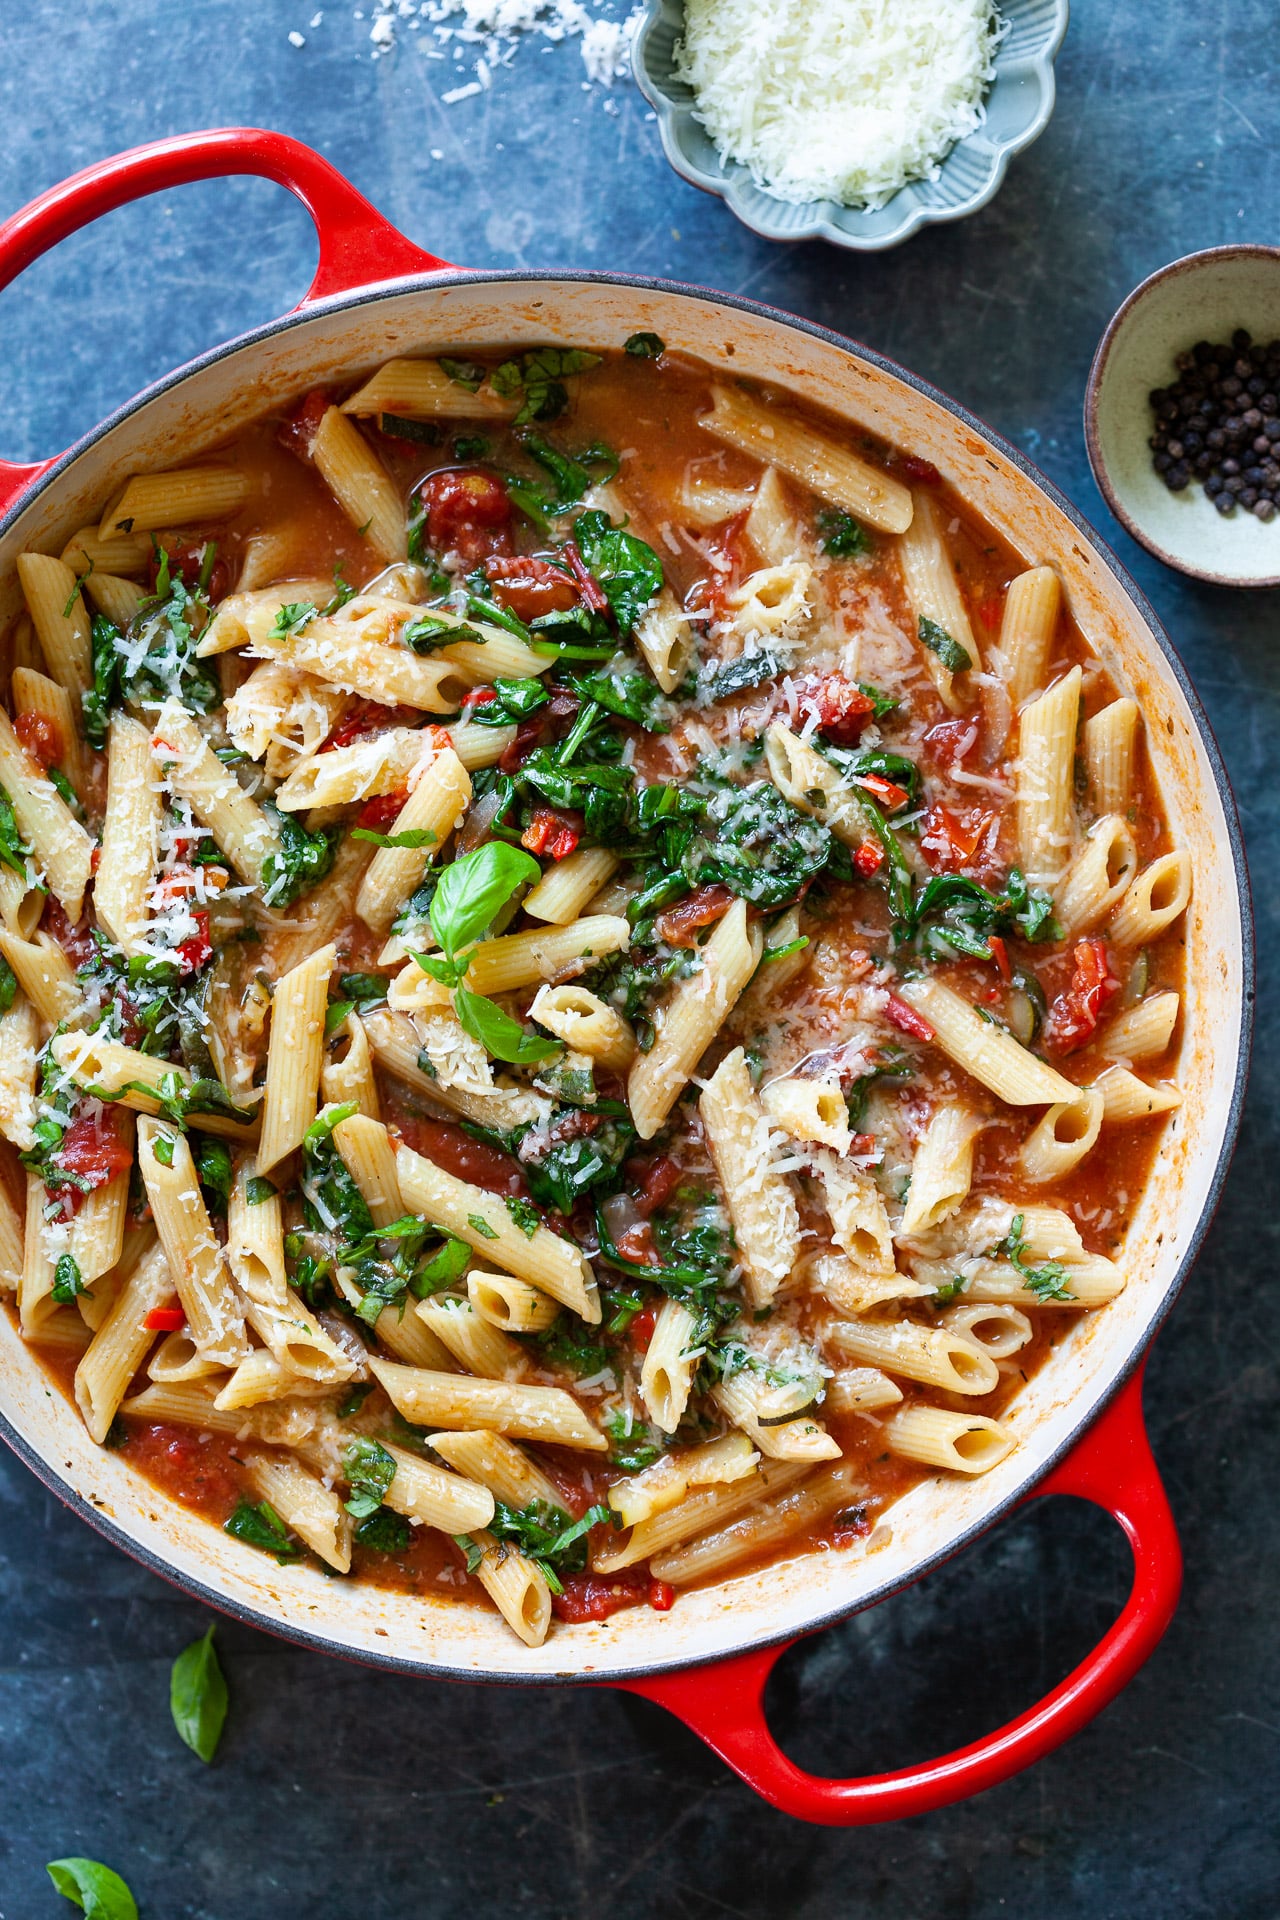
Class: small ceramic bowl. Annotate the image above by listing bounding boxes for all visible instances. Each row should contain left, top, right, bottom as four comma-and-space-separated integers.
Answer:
632, 0, 1068, 251
1086, 244, 1280, 589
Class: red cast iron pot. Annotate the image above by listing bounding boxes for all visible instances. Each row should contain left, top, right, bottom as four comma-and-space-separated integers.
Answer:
0, 129, 1253, 1826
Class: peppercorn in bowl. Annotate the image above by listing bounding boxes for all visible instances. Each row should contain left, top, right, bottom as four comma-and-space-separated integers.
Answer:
1086, 244, 1280, 587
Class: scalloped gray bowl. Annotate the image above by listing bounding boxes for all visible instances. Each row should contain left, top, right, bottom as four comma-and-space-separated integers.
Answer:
633, 0, 1069, 250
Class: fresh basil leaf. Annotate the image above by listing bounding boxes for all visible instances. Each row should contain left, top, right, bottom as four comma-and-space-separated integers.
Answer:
46, 1858, 138, 1920
0, 953, 16, 1016
380, 412, 443, 445
343, 1436, 398, 1520
0, 786, 32, 879
571, 509, 664, 635
338, 1380, 375, 1418
563, 669, 667, 731
402, 612, 484, 654
454, 984, 564, 1065
624, 331, 665, 358
439, 356, 487, 392
339, 972, 390, 1008
428, 841, 541, 962
816, 508, 872, 558
152, 1135, 175, 1167
261, 806, 339, 908
170, 1623, 228, 1764
350, 825, 438, 850
918, 616, 973, 674
244, 1175, 277, 1206
355, 1506, 412, 1552
270, 601, 317, 638
468, 1213, 499, 1240
466, 676, 549, 726
83, 615, 122, 749
224, 1499, 303, 1563
194, 1137, 233, 1212
324, 999, 355, 1036
505, 1195, 541, 1238
52, 1253, 85, 1305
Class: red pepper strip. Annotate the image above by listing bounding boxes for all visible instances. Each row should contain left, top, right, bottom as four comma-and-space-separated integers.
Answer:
629, 1303, 658, 1350
560, 539, 610, 614
885, 993, 935, 1042
987, 934, 1012, 981
144, 1306, 186, 1333
853, 837, 885, 877
521, 806, 582, 860
856, 772, 909, 810
1044, 938, 1120, 1055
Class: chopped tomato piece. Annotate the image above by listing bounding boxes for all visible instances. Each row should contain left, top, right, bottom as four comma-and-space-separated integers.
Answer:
521, 806, 582, 861
278, 387, 332, 459
655, 883, 735, 947
559, 539, 610, 614
885, 993, 935, 1043
900, 454, 942, 486
175, 909, 212, 976
484, 552, 579, 622
648, 1579, 676, 1612
848, 1132, 878, 1158
987, 934, 1012, 981
627, 1154, 682, 1217
614, 1221, 659, 1266
920, 804, 995, 874
14, 712, 62, 768
41, 897, 94, 966
922, 717, 979, 773
52, 1104, 134, 1214
1043, 939, 1119, 1055
356, 788, 409, 832
978, 593, 1005, 631
148, 537, 230, 601
798, 672, 875, 747
392, 1115, 528, 1198
462, 686, 499, 713
629, 1303, 659, 1350
856, 771, 909, 810
551, 1571, 648, 1624
325, 699, 418, 751
144, 1306, 186, 1333
415, 468, 512, 565
853, 837, 884, 876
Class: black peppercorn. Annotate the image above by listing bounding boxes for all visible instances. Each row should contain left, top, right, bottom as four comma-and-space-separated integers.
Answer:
1147, 331, 1280, 523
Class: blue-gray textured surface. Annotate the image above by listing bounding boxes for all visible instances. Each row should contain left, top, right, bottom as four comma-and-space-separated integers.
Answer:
0, 4, 1277, 1916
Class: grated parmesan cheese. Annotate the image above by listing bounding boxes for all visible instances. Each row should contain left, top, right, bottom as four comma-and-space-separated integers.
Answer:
675, 0, 1001, 209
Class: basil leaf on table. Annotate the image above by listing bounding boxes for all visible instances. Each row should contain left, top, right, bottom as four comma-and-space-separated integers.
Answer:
170, 1623, 229, 1764
46, 1858, 138, 1920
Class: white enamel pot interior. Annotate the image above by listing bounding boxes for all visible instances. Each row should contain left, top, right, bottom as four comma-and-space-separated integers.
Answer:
0, 272, 1252, 1684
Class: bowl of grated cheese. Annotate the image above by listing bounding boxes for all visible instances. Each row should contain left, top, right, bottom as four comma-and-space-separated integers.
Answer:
634, 0, 1068, 250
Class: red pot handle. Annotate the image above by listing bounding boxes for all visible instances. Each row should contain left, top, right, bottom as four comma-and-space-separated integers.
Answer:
612, 1364, 1181, 1824
0, 126, 449, 516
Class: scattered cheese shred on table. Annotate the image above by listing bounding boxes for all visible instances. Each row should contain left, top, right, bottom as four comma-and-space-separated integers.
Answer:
675, 0, 1002, 208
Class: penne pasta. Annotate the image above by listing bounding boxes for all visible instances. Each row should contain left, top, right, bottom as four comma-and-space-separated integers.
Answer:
628, 898, 761, 1139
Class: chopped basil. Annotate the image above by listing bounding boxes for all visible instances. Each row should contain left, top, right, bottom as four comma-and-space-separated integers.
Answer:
624, 331, 666, 358
51, 1253, 85, 1305
224, 1499, 303, 1563
918, 615, 973, 674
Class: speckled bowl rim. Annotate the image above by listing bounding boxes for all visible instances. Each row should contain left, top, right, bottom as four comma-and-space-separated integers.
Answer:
632, 0, 1070, 251
1085, 243, 1280, 589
